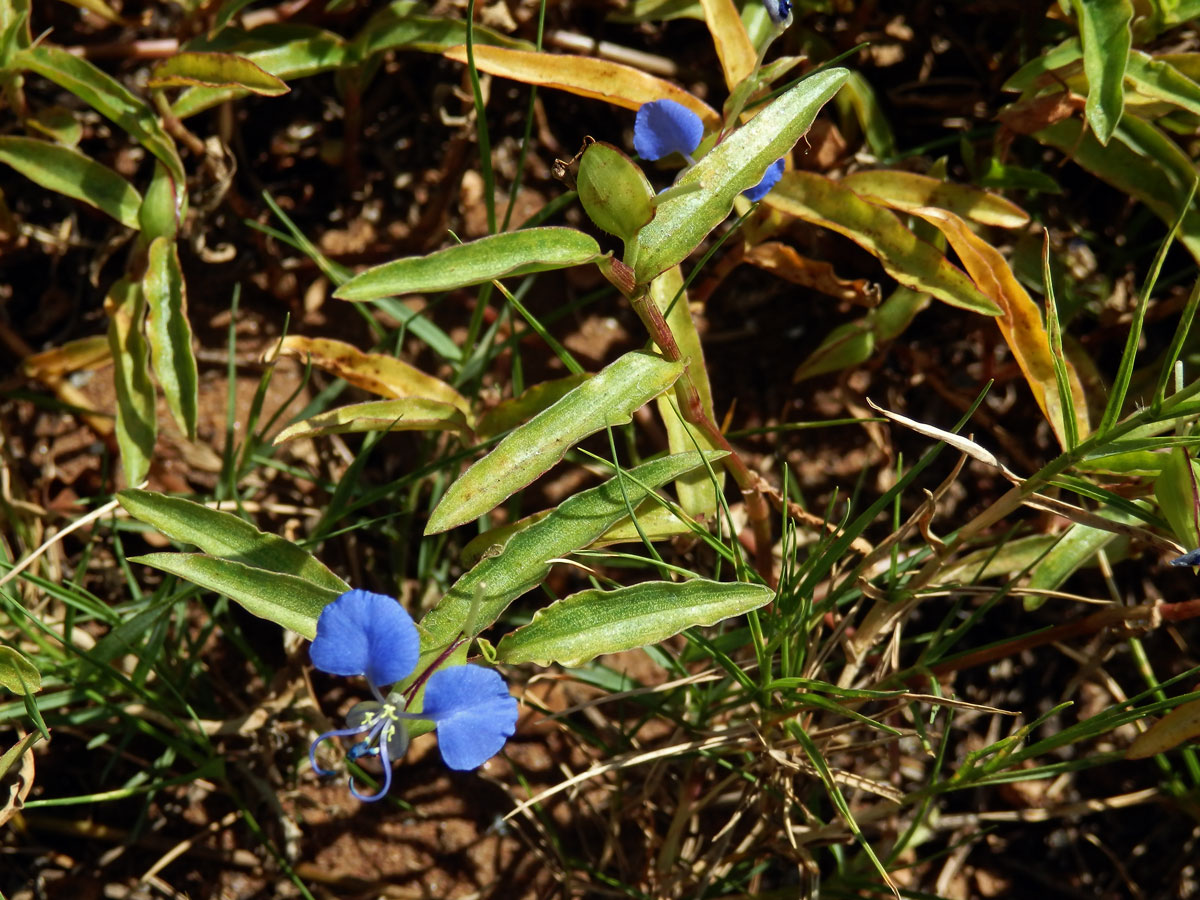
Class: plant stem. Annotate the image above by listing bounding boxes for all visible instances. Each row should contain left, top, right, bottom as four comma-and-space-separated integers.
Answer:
629, 285, 777, 585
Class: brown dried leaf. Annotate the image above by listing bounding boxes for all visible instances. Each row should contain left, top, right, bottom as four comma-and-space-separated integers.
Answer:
909, 207, 1090, 449
443, 45, 721, 129
744, 241, 881, 306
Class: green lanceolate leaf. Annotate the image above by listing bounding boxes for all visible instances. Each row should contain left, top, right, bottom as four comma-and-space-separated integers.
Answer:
118, 488, 349, 592
0, 0, 31, 66
418, 450, 728, 656
273, 397, 471, 442
1024, 510, 1139, 610
1124, 50, 1200, 117
0, 646, 40, 694
426, 350, 685, 533
171, 26, 347, 118
0, 137, 141, 229
577, 140, 656, 251
335, 227, 602, 301
1072, 0, 1132, 144
631, 67, 849, 283
497, 578, 774, 666
105, 278, 155, 487
836, 71, 897, 160
129, 553, 341, 639
143, 237, 199, 439
149, 51, 289, 95
1001, 38, 1082, 95
1155, 446, 1200, 550
18, 44, 184, 185
476, 373, 590, 439
792, 320, 875, 383
768, 172, 998, 315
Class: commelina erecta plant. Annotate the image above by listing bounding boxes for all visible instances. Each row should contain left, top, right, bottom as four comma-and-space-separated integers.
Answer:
308, 589, 518, 801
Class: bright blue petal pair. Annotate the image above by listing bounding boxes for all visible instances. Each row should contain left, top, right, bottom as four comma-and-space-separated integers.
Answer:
308, 589, 518, 800
632, 99, 786, 202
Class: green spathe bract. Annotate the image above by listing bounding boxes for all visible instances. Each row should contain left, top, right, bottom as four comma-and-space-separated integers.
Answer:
632, 67, 849, 283
577, 140, 656, 251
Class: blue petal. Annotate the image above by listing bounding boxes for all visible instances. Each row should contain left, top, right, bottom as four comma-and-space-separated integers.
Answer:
762, 0, 791, 25
742, 158, 785, 202
420, 665, 518, 771
634, 99, 704, 161
309, 589, 419, 689
1170, 548, 1200, 567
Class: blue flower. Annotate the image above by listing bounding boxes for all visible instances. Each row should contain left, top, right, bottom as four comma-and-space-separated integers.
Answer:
1170, 548, 1200, 567
308, 589, 518, 801
634, 99, 704, 162
763, 0, 791, 26
632, 100, 786, 201
742, 158, 786, 202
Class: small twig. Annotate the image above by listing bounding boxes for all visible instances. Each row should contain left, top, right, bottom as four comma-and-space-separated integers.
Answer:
544, 30, 678, 76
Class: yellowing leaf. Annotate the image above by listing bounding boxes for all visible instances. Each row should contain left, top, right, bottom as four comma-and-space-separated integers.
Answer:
442, 45, 720, 129
0, 646, 40, 694
767, 172, 998, 315
744, 241, 879, 305
1127, 695, 1200, 758
841, 170, 1030, 229
699, 0, 756, 91
272, 335, 470, 418
149, 52, 289, 96
105, 278, 155, 487
171, 27, 346, 119
273, 398, 471, 443
22, 335, 111, 379
909, 206, 1090, 448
